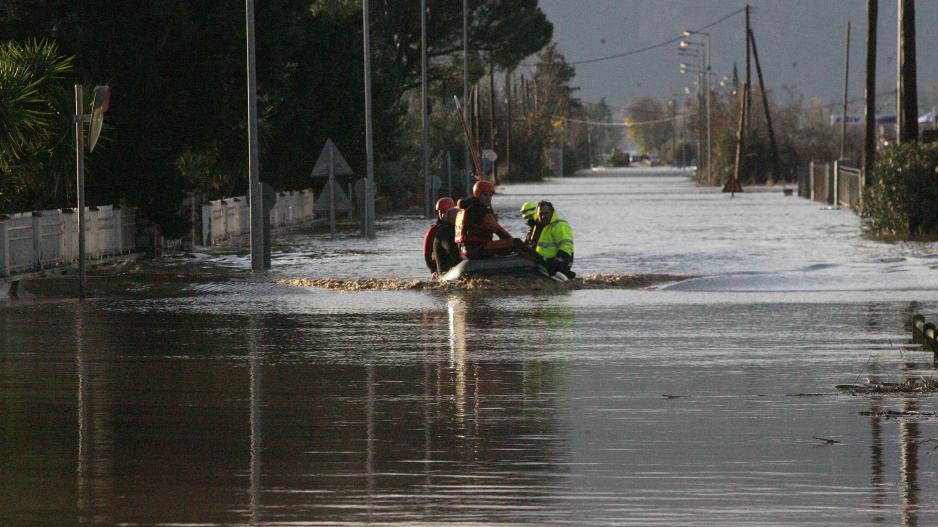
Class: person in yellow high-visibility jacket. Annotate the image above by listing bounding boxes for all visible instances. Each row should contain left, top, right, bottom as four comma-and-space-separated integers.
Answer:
534, 201, 575, 279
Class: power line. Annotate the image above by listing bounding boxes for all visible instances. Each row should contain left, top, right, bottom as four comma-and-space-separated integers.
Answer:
559, 7, 745, 66
560, 113, 695, 127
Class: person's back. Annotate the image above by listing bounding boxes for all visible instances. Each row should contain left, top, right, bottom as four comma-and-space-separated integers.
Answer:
433, 208, 461, 275
424, 197, 456, 274
454, 181, 514, 259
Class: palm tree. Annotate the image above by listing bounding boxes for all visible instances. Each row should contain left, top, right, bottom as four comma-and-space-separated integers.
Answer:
0, 39, 74, 212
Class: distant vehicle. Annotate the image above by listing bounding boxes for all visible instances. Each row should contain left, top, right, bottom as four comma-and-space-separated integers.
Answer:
610, 148, 630, 167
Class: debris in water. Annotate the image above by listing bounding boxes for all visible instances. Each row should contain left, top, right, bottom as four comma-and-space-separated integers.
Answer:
837, 377, 938, 395
276, 273, 686, 293
858, 409, 938, 419
812, 436, 840, 445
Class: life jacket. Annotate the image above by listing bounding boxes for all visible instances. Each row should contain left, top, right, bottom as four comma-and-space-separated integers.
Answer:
422, 223, 440, 259
454, 199, 492, 247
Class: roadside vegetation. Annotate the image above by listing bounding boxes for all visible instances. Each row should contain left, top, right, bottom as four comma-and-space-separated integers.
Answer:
861, 142, 938, 239
1, 1, 585, 234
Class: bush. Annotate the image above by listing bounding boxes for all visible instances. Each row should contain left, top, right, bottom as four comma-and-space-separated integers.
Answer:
861, 142, 938, 238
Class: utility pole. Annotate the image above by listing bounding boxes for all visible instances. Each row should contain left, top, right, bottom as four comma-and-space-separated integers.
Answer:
74, 85, 86, 298
897, 0, 918, 144
246, 0, 266, 270
489, 58, 497, 184
362, 0, 376, 238
745, 4, 752, 134
421, 0, 430, 217
840, 21, 851, 159
463, 0, 471, 196
749, 29, 780, 182
670, 98, 676, 163
506, 70, 512, 179
863, 0, 878, 176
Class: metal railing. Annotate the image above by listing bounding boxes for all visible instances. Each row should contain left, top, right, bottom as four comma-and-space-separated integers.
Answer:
835, 162, 862, 209
201, 189, 317, 246
807, 160, 863, 210
0, 206, 136, 277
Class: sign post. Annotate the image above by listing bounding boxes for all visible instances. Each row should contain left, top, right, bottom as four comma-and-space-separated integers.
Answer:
74, 84, 110, 299
312, 139, 354, 240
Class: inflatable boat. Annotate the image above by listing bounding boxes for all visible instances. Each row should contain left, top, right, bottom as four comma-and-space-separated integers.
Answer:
441, 255, 555, 282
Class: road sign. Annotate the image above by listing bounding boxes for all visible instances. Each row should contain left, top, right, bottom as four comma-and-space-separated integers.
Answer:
88, 85, 110, 152
482, 149, 498, 162
315, 176, 352, 212
312, 139, 353, 177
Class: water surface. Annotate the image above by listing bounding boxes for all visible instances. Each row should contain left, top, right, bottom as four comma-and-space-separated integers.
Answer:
3, 168, 938, 526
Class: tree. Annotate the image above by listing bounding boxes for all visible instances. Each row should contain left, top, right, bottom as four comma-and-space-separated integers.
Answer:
0, 39, 73, 212
0, 0, 555, 233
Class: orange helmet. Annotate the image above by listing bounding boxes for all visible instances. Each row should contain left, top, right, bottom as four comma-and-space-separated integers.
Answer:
435, 197, 455, 215
472, 179, 495, 197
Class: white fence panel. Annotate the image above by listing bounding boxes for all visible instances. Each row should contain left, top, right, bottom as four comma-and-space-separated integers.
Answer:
202, 188, 318, 246
0, 206, 136, 278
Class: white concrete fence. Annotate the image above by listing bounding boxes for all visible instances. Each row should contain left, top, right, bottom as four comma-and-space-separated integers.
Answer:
0, 206, 136, 277
201, 189, 317, 246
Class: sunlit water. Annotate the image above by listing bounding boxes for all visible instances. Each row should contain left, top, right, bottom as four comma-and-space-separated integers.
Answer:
3, 168, 938, 526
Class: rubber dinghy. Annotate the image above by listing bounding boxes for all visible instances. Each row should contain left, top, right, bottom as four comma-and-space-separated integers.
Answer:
441, 255, 554, 282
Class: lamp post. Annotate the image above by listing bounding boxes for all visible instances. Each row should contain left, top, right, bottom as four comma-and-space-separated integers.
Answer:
682, 32, 712, 186
362, 0, 376, 238
679, 54, 702, 175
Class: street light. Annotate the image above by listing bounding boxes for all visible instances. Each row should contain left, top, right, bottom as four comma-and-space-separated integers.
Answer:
679, 65, 702, 172
682, 30, 712, 186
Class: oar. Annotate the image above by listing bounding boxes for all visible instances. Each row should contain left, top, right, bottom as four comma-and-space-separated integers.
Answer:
453, 96, 485, 181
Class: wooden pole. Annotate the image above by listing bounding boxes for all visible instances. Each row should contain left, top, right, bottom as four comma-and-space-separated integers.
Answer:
744, 4, 752, 134
749, 29, 780, 181
506, 69, 512, 180
730, 83, 747, 192
897, 0, 918, 144
863, 0, 878, 175
840, 21, 851, 159
489, 58, 498, 184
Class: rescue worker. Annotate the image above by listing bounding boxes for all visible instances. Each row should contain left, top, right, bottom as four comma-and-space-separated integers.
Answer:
519, 201, 540, 247
533, 200, 575, 279
432, 207, 462, 276
455, 180, 523, 259
423, 197, 455, 274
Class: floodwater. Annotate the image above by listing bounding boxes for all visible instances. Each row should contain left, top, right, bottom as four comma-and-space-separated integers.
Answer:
4, 167, 938, 526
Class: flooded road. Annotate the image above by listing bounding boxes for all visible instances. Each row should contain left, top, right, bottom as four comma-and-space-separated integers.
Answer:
4, 168, 938, 525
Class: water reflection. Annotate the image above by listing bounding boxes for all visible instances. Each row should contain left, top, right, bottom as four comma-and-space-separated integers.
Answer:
248, 314, 262, 525
898, 359, 920, 527
75, 300, 113, 525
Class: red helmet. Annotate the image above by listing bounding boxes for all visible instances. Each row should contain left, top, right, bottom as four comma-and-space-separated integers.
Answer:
472, 179, 495, 197
435, 197, 455, 215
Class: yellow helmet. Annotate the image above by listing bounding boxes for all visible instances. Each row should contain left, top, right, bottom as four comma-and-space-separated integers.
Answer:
520, 201, 537, 220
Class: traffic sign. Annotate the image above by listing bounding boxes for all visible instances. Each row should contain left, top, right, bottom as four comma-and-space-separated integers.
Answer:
88, 85, 110, 152
312, 139, 353, 177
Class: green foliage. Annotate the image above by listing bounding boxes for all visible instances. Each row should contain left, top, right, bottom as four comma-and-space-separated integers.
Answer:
0, 0, 554, 234
0, 39, 73, 212
861, 142, 938, 238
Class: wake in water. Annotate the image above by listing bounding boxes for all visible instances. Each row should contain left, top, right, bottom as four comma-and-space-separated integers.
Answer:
276, 273, 687, 292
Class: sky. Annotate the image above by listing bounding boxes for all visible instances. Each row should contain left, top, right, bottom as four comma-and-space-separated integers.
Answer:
538, 0, 938, 115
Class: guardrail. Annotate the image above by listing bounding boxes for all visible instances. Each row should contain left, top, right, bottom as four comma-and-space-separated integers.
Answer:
0, 206, 136, 278
201, 189, 317, 246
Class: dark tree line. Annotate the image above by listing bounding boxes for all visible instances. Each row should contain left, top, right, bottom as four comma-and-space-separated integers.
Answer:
0, 0, 552, 235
